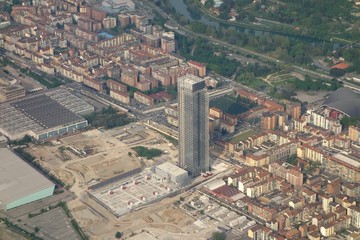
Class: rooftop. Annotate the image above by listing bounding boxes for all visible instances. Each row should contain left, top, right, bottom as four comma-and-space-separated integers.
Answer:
0, 89, 91, 137
331, 62, 350, 70
0, 148, 54, 208
179, 74, 205, 85
212, 185, 241, 198
322, 88, 360, 119
45, 88, 94, 115
156, 162, 188, 177
333, 153, 360, 168
11, 95, 83, 129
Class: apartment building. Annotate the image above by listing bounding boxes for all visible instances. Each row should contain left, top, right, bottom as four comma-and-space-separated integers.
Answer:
110, 89, 130, 104
134, 91, 154, 106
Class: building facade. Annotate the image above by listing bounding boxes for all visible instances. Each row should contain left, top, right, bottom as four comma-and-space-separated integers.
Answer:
0, 85, 25, 102
178, 74, 209, 177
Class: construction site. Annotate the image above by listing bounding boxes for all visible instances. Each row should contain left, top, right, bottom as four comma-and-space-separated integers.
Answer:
25, 121, 190, 239
89, 169, 182, 217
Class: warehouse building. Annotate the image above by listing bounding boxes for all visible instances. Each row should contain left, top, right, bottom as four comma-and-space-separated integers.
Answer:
45, 88, 94, 116
0, 148, 55, 210
154, 162, 189, 185
0, 89, 93, 140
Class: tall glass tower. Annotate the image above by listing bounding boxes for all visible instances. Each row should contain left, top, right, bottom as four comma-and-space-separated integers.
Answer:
178, 74, 209, 177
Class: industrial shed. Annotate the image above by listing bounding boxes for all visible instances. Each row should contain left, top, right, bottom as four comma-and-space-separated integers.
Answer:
0, 148, 55, 210
0, 88, 93, 140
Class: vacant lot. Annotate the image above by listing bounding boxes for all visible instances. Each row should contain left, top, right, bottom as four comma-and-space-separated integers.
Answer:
210, 96, 249, 115
26, 122, 183, 239
295, 90, 330, 103
26, 208, 80, 240
0, 223, 28, 240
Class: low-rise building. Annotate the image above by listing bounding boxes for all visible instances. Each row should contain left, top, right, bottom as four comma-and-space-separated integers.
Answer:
188, 60, 206, 77
134, 91, 154, 106
83, 77, 103, 92
349, 125, 360, 144
102, 17, 117, 29
107, 79, 127, 93
261, 112, 277, 130
342, 182, 360, 198
0, 85, 25, 102
324, 154, 360, 182
348, 205, 360, 228
110, 89, 130, 104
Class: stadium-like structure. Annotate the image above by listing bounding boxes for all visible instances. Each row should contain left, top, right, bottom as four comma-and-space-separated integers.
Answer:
322, 88, 360, 119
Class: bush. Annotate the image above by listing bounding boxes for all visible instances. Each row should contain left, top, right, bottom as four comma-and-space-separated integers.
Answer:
115, 231, 123, 239
85, 106, 132, 129
131, 146, 163, 160
9, 135, 32, 146
212, 232, 225, 240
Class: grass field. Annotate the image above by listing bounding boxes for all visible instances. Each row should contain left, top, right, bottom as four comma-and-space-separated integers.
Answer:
228, 129, 257, 143
210, 95, 250, 115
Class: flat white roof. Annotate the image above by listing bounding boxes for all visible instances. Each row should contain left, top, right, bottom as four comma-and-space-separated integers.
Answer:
333, 153, 360, 168
180, 74, 204, 85
0, 148, 54, 207
204, 178, 226, 191
156, 162, 188, 177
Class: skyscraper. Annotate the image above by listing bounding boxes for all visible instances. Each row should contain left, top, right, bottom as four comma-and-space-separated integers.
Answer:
178, 74, 209, 177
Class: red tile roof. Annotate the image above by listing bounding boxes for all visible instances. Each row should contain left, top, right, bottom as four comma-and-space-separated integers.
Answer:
331, 62, 350, 70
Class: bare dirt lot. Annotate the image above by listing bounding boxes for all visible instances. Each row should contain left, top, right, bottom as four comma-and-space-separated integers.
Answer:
28, 122, 178, 190
70, 193, 217, 240
0, 223, 28, 240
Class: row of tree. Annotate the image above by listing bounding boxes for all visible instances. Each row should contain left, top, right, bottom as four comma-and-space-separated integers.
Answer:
177, 35, 238, 77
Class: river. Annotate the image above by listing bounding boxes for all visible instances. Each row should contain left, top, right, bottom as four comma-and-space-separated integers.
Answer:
168, 0, 341, 48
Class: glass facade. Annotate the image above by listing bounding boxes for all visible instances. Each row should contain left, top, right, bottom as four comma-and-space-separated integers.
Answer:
178, 75, 209, 177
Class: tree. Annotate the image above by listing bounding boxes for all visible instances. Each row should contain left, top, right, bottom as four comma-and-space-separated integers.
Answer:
131, 146, 163, 160
330, 68, 345, 77
287, 154, 298, 165
340, 116, 358, 128
56, 23, 64, 29
204, 0, 214, 8
34, 226, 40, 233
212, 232, 225, 240
128, 152, 132, 157
115, 231, 122, 239
12, 0, 22, 5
